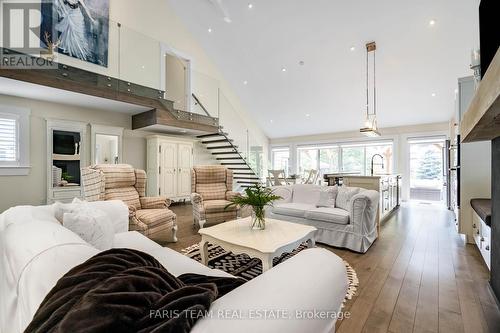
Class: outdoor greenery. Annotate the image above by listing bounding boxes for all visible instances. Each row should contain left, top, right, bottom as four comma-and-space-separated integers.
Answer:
416, 149, 442, 180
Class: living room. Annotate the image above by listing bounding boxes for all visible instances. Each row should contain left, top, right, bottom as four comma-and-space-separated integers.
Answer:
0, 0, 499, 332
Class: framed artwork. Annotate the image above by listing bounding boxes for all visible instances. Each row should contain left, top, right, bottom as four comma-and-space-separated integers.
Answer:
41, 0, 110, 67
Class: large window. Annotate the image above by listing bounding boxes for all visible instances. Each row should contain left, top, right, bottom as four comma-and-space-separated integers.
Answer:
0, 115, 17, 162
297, 140, 393, 178
0, 107, 30, 175
271, 147, 290, 175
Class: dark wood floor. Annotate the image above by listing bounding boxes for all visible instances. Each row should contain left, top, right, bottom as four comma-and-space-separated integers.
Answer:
162, 202, 500, 333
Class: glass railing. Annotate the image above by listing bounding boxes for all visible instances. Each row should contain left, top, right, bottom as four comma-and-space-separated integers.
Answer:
218, 91, 265, 179
1, 6, 217, 127
1, 4, 267, 166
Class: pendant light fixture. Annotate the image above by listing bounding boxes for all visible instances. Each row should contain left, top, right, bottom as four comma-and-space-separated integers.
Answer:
360, 41, 381, 137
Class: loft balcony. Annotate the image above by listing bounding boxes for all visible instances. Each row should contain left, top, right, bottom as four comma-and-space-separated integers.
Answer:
0, 9, 220, 134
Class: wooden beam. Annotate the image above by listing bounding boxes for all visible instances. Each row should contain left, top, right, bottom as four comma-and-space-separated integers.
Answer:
461, 47, 500, 142
0, 50, 219, 134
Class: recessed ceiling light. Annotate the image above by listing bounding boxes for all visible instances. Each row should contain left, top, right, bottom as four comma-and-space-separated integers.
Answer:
141, 65, 145, 69
208, 27, 213, 33
431, 92, 436, 97
429, 19, 436, 26
248, 3, 253, 9
350, 46, 355, 51
305, 113, 310, 117
243, 80, 248, 85
270, 119, 274, 123
281, 67, 287, 72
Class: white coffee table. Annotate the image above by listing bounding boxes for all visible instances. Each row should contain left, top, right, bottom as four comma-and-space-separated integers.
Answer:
198, 217, 317, 272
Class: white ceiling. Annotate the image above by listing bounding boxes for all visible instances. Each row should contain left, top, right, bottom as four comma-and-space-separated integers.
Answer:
0, 77, 150, 114
167, 0, 479, 138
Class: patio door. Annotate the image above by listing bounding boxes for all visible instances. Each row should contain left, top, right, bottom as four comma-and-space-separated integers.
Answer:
408, 137, 447, 203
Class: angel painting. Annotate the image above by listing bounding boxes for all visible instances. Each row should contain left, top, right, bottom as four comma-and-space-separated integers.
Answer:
41, 0, 109, 67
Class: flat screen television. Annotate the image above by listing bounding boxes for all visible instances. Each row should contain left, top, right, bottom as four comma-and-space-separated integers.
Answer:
53, 130, 80, 155
479, 0, 500, 78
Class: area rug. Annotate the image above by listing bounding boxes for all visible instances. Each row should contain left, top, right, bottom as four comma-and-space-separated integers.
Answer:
182, 242, 358, 304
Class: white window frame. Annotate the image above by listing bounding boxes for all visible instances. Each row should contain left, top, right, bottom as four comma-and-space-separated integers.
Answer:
271, 146, 291, 175
0, 106, 30, 175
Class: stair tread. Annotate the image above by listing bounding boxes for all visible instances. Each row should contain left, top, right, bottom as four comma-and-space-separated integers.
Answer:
197, 132, 228, 138
206, 146, 237, 149
237, 180, 260, 183
216, 157, 245, 160
201, 139, 233, 144
212, 152, 240, 155
221, 162, 247, 165
234, 176, 260, 179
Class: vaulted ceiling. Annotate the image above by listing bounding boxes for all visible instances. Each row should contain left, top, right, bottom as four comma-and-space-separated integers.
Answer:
167, 0, 479, 138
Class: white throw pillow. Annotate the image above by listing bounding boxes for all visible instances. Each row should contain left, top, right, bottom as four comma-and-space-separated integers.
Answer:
52, 201, 78, 224
62, 207, 114, 251
317, 186, 338, 207
335, 186, 360, 211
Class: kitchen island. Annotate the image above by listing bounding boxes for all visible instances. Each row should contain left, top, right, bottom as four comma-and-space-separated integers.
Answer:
342, 175, 402, 233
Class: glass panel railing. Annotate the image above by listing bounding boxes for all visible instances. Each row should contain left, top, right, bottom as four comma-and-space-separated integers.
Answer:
118, 24, 161, 93
218, 91, 248, 156
248, 130, 265, 178
192, 70, 220, 118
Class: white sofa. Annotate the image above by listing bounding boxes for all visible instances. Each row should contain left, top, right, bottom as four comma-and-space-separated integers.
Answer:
268, 184, 379, 253
0, 201, 348, 333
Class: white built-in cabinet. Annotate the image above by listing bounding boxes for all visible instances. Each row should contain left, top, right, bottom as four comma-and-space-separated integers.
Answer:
147, 135, 193, 201
455, 76, 492, 243
46, 119, 87, 204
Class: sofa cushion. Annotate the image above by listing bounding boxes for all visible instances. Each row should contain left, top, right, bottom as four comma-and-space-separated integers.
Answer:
204, 200, 237, 213
272, 203, 316, 218
105, 186, 141, 209
292, 184, 324, 205
194, 166, 227, 184
197, 183, 227, 200
135, 209, 176, 228
96, 164, 137, 189
305, 207, 350, 225
317, 186, 338, 207
336, 186, 360, 211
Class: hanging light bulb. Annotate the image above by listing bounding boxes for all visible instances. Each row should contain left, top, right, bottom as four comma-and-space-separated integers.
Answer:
360, 41, 381, 137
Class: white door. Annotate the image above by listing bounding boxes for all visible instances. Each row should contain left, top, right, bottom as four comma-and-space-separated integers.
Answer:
160, 142, 177, 197
177, 143, 192, 197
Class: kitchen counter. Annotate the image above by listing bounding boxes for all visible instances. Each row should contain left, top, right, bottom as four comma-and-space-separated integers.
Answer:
342, 175, 402, 233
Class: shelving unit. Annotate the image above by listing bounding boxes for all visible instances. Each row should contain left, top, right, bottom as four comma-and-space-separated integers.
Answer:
46, 119, 87, 204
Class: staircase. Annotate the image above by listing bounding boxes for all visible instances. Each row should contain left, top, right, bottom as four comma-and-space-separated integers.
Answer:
196, 131, 262, 191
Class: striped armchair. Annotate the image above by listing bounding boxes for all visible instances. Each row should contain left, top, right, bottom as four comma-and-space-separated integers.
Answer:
191, 165, 240, 228
81, 164, 177, 242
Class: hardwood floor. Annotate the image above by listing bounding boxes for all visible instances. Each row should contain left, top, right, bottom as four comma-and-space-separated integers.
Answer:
162, 202, 500, 333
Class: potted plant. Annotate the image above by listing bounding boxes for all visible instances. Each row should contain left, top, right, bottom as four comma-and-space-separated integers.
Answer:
226, 184, 282, 230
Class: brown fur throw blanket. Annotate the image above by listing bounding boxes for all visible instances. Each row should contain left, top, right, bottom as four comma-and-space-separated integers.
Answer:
25, 248, 245, 333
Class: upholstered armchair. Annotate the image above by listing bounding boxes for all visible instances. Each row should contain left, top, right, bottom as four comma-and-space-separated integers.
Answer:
191, 165, 240, 228
81, 164, 178, 242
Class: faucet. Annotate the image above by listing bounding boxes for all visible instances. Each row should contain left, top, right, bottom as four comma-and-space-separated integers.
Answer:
371, 154, 384, 176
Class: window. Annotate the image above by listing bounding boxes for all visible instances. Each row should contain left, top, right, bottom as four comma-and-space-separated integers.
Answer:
271, 147, 290, 175
297, 148, 317, 175
0, 107, 30, 175
0, 115, 17, 162
365, 143, 394, 175
341, 146, 364, 174
297, 140, 394, 178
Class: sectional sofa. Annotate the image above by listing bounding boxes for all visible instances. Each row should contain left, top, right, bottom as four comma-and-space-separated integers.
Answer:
0, 201, 348, 333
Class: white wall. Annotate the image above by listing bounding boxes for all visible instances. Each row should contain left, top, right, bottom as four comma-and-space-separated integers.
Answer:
270, 122, 450, 202
0, 94, 219, 212
460, 141, 491, 243
0, 0, 267, 211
